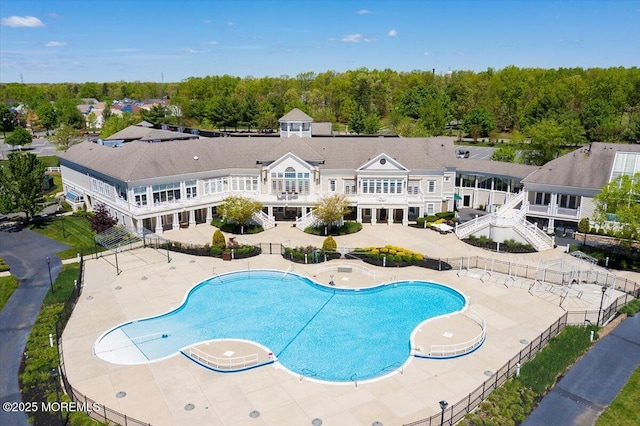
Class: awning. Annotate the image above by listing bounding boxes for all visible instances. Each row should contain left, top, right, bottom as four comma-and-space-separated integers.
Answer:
454, 193, 463, 201
66, 191, 79, 202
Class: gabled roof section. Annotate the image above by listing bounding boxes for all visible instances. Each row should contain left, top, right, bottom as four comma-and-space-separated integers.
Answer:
357, 152, 409, 172
266, 152, 316, 171
104, 125, 196, 142
523, 143, 640, 190
455, 159, 539, 179
279, 108, 313, 122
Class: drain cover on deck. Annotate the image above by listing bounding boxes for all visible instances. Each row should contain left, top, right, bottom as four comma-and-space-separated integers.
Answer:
115, 391, 126, 398
249, 410, 260, 418
372, 422, 383, 426
520, 339, 529, 345
484, 370, 494, 377
312, 419, 323, 426
184, 403, 195, 411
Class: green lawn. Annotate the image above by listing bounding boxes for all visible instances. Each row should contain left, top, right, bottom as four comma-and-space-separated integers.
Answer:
0, 274, 19, 310
29, 216, 104, 259
596, 366, 640, 426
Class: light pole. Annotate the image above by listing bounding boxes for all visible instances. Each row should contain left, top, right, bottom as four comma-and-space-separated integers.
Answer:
439, 400, 448, 426
583, 218, 589, 246
50, 367, 63, 425
597, 285, 607, 327
46, 257, 54, 293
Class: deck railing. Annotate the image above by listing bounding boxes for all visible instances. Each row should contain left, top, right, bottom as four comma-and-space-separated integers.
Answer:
425, 309, 486, 358
186, 346, 259, 370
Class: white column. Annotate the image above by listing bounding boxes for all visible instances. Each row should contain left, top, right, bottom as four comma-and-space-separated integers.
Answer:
268, 206, 274, 218
371, 207, 377, 224
189, 209, 196, 227
387, 209, 393, 225
402, 207, 409, 226
172, 213, 180, 230
356, 206, 362, 223
155, 215, 163, 234
136, 219, 143, 234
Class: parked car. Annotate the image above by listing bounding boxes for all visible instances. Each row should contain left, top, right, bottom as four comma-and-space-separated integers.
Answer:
457, 149, 470, 158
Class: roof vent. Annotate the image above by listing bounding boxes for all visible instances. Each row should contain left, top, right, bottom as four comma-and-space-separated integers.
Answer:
193, 156, 199, 160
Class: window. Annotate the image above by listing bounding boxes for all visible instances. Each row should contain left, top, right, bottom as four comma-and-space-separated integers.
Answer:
344, 180, 356, 195
185, 180, 197, 199
204, 178, 228, 195
610, 152, 640, 181
428, 180, 436, 193
477, 176, 492, 190
360, 179, 404, 194
152, 182, 181, 204
231, 177, 258, 192
534, 192, 551, 205
91, 178, 111, 197
329, 179, 336, 192
272, 167, 310, 195
444, 176, 451, 183
116, 184, 127, 200
559, 194, 578, 209
426, 203, 435, 215
407, 181, 420, 195
134, 186, 147, 206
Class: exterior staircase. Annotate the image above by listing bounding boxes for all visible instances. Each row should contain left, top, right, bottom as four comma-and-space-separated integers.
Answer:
295, 210, 322, 231
455, 192, 554, 251
251, 210, 276, 230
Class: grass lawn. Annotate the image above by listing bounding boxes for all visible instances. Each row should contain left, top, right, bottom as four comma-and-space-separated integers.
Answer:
0, 274, 19, 310
596, 366, 640, 426
29, 215, 104, 259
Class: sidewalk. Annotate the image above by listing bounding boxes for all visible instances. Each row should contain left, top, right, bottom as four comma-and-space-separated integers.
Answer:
524, 313, 640, 426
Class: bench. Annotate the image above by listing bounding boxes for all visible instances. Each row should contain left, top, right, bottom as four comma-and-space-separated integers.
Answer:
337, 265, 352, 273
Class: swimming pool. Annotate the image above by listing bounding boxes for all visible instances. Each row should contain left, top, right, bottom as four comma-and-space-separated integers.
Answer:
94, 270, 467, 382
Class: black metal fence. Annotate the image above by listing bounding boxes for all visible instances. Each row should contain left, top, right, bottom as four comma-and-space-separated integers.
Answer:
52, 251, 638, 426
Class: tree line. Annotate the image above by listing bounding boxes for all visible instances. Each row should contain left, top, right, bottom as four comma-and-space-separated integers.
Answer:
2, 66, 640, 162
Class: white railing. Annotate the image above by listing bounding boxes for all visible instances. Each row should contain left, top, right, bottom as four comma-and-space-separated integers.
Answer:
512, 220, 554, 251
428, 309, 486, 358
495, 191, 524, 217
455, 214, 494, 239
295, 210, 321, 230
47, 166, 61, 173
316, 263, 376, 280
251, 210, 276, 230
187, 346, 259, 370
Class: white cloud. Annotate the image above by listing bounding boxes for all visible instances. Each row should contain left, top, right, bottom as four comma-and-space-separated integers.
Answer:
227, 21, 234, 26
388, 29, 397, 37
204, 19, 211, 24
1, 15, 45, 28
342, 34, 377, 43
205, 41, 219, 45
46, 41, 67, 47
49, 13, 60, 19
357, 9, 371, 15
185, 48, 200, 53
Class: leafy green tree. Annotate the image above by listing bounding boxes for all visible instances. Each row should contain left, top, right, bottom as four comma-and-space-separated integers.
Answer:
0, 103, 16, 138
54, 98, 84, 129
217, 195, 263, 234
88, 203, 118, 233
322, 236, 337, 251
0, 152, 47, 222
5, 126, 32, 150
580, 98, 617, 142
212, 229, 226, 249
363, 111, 380, 134
86, 112, 99, 132
313, 193, 351, 233
462, 107, 496, 140
349, 106, 367, 134
593, 173, 640, 241
102, 100, 113, 122
256, 100, 277, 132
50, 124, 82, 151
490, 146, 517, 163
142, 105, 166, 125
100, 113, 138, 138
522, 118, 564, 166
36, 102, 57, 135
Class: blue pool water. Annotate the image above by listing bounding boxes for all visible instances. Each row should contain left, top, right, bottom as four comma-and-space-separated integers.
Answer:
96, 270, 467, 382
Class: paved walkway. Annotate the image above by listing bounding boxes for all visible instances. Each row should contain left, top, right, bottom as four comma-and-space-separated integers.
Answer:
61, 223, 640, 425
0, 226, 68, 426
524, 313, 640, 426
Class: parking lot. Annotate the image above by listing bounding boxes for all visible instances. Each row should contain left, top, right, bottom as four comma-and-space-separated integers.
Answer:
456, 145, 497, 160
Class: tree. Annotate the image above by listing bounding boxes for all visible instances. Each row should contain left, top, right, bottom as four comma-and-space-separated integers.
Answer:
88, 203, 118, 233
522, 118, 564, 166
5, 126, 32, 150
36, 102, 57, 135
462, 107, 496, 140
0, 152, 47, 222
100, 113, 138, 138
349, 106, 367, 134
212, 229, 226, 249
54, 98, 84, 129
51, 124, 83, 151
313, 193, 351, 233
142, 105, 166, 125
217, 195, 263, 234
490, 146, 517, 163
86, 112, 99, 132
0, 103, 16, 138
593, 173, 640, 241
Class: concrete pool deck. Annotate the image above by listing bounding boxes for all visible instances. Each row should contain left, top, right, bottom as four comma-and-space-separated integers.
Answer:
61, 223, 635, 425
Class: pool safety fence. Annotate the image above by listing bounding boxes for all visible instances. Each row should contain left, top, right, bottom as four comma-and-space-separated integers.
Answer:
184, 346, 260, 371
52, 253, 639, 426
403, 313, 568, 426
423, 309, 486, 358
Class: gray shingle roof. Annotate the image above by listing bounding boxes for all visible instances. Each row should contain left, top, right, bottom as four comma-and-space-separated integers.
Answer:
60, 135, 458, 182
455, 159, 539, 179
105, 126, 196, 142
522, 143, 640, 190
279, 108, 313, 122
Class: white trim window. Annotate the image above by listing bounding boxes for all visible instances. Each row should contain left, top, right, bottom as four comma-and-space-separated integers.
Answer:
204, 177, 228, 195
91, 177, 111, 197
185, 180, 197, 199
152, 182, 181, 204
329, 179, 337, 192
534, 192, 551, 205
428, 180, 436, 193
344, 180, 356, 195
231, 176, 259, 192
133, 186, 147, 206
426, 203, 435, 215
360, 179, 404, 194
407, 181, 420, 195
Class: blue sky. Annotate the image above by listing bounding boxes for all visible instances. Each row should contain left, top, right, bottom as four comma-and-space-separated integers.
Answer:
1, 0, 639, 83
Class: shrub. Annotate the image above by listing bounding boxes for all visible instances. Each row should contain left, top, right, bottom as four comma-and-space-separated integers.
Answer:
322, 236, 337, 251
590, 227, 597, 234
212, 229, 226, 249
577, 218, 590, 234
435, 211, 455, 220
